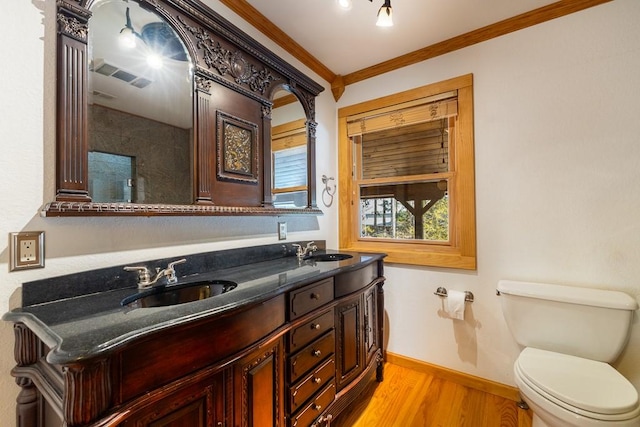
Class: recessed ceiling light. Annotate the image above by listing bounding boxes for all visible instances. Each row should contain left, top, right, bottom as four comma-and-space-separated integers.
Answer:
337, 0, 352, 10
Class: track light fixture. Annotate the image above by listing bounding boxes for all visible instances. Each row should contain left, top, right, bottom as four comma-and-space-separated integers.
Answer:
339, 0, 393, 26
375, 0, 393, 27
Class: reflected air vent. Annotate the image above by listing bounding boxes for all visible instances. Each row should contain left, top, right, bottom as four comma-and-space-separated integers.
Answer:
94, 61, 118, 76
111, 69, 137, 83
91, 90, 117, 100
130, 78, 152, 89
90, 59, 153, 89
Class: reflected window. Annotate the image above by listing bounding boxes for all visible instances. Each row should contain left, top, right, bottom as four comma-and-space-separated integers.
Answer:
274, 145, 307, 189
271, 109, 307, 207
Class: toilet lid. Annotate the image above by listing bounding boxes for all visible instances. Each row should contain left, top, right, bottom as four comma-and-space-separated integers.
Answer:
517, 348, 638, 415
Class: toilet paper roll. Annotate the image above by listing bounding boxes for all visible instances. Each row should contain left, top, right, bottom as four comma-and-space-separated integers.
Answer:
446, 290, 466, 320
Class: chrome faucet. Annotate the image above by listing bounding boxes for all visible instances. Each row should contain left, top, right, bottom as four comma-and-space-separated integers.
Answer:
124, 258, 187, 290
292, 241, 318, 260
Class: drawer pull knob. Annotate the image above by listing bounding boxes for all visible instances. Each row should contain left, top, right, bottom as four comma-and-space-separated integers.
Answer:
313, 350, 322, 357
313, 377, 321, 384
310, 293, 320, 300
311, 323, 321, 330
314, 404, 322, 411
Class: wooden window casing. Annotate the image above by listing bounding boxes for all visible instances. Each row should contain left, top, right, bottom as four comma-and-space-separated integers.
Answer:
272, 118, 308, 195
338, 74, 476, 269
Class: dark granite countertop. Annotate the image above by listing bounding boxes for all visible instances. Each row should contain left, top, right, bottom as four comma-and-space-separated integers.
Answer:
3, 242, 384, 366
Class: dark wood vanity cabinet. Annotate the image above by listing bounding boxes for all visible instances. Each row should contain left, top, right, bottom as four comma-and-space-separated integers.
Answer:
233, 335, 285, 427
8, 258, 385, 427
334, 281, 380, 393
120, 370, 226, 427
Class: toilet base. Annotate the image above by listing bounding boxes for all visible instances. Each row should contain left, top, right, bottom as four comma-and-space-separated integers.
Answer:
520, 388, 640, 427
532, 413, 551, 427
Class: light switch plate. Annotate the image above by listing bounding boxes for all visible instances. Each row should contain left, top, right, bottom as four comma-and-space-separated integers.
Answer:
278, 222, 287, 240
10, 231, 45, 272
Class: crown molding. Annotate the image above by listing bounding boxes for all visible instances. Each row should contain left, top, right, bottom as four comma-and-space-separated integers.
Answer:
218, 0, 613, 101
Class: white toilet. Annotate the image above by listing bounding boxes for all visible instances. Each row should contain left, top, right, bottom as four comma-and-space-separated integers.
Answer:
497, 280, 640, 427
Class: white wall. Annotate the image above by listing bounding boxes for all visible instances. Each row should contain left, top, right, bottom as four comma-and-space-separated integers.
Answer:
0, 1, 337, 424
337, 0, 640, 390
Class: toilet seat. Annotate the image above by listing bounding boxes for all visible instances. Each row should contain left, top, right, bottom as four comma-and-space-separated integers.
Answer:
516, 347, 640, 421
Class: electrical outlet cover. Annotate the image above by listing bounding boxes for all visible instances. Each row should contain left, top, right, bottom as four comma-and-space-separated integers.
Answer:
20, 239, 37, 262
10, 231, 45, 271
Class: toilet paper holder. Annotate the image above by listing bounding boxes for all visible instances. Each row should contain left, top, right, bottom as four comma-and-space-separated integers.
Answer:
434, 287, 474, 303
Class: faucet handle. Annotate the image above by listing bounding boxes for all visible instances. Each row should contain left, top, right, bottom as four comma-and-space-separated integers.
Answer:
165, 258, 187, 284
167, 258, 187, 270
124, 266, 152, 286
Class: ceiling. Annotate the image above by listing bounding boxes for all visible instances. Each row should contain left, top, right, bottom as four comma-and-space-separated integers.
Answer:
245, 0, 558, 76
87, 0, 611, 123
219, 0, 611, 96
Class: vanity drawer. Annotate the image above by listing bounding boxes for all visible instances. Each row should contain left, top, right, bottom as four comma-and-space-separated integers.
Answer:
288, 309, 334, 352
290, 382, 336, 427
289, 330, 335, 383
289, 278, 334, 320
289, 357, 335, 414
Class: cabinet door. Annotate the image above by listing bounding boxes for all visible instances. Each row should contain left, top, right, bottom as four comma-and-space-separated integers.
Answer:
122, 371, 226, 427
334, 295, 362, 392
363, 284, 379, 366
233, 336, 284, 427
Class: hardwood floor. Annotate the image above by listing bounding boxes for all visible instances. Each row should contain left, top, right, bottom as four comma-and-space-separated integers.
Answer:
332, 363, 533, 427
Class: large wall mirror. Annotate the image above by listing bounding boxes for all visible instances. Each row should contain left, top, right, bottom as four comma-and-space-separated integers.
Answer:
88, 0, 193, 204
49, 0, 323, 216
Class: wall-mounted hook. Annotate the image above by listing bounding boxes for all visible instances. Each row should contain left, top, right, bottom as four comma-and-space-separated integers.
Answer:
321, 175, 336, 207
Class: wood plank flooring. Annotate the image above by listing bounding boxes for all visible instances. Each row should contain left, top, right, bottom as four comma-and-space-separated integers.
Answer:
332, 363, 533, 427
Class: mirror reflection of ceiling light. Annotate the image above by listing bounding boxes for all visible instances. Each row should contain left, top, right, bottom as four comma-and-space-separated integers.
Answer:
118, 7, 139, 48
146, 52, 164, 69
117, 6, 188, 70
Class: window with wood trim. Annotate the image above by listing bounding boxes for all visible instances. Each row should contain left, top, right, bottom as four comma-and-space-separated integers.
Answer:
338, 74, 476, 269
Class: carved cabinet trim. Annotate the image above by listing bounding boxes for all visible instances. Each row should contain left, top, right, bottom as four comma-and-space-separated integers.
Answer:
48, 0, 324, 216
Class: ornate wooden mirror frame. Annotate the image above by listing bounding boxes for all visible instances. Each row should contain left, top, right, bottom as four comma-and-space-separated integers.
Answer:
47, 0, 324, 216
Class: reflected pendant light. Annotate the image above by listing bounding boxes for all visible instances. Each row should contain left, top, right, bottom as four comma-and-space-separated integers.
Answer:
119, 7, 138, 48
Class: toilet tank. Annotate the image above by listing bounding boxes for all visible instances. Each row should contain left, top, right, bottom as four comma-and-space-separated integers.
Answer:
497, 280, 638, 363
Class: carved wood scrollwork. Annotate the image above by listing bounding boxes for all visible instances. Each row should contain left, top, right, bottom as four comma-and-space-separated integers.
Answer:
62, 359, 111, 426
179, 16, 277, 95
13, 323, 40, 427
196, 75, 214, 94
56, 14, 88, 41
308, 120, 318, 139
13, 323, 39, 366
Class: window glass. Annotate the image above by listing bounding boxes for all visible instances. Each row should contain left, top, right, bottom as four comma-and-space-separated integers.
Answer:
354, 114, 453, 243
359, 182, 449, 241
